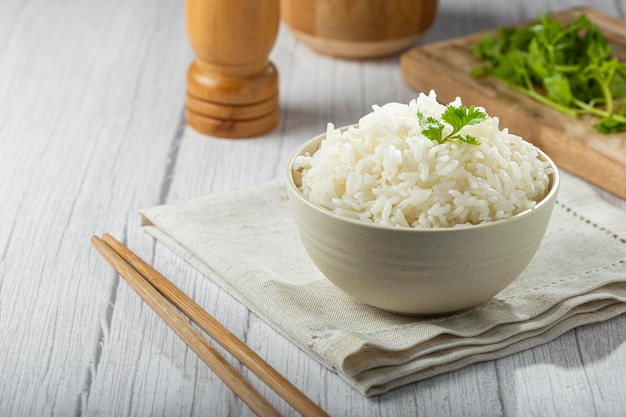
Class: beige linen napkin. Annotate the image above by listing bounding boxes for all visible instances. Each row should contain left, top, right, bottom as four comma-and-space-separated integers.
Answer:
140, 170, 626, 396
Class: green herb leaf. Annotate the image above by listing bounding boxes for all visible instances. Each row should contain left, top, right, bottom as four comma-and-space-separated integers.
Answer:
417, 112, 445, 143
609, 64, 626, 98
418, 105, 487, 145
470, 35, 501, 62
470, 11, 626, 134
442, 105, 489, 131
544, 73, 574, 106
594, 116, 626, 134
527, 38, 550, 81
451, 134, 483, 145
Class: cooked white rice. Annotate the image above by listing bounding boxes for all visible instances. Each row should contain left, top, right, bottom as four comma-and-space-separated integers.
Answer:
293, 91, 552, 228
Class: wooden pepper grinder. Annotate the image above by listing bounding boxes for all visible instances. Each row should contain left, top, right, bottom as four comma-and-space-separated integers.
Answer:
185, 0, 280, 138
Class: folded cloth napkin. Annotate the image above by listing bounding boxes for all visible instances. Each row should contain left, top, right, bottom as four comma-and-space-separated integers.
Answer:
140, 170, 626, 396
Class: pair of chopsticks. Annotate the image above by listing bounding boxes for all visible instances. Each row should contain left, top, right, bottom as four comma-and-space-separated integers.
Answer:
91, 234, 329, 417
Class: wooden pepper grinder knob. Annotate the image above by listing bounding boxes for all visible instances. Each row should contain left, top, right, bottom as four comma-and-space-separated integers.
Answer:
185, 0, 280, 138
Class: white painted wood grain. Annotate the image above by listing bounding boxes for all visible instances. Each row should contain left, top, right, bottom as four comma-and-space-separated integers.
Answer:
0, 0, 189, 415
0, 0, 625, 415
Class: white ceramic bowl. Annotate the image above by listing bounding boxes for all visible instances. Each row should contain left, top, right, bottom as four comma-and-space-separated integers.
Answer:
285, 129, 560, 315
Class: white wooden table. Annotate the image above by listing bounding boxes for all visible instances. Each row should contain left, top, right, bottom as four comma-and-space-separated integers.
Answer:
1, 0, 625, 416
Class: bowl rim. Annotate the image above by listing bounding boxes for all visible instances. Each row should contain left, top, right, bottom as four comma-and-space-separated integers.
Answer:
286, 125, 560, 233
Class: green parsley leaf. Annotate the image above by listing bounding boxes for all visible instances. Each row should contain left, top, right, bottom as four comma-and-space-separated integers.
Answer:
417, 105, 487, 145
471, 12, 626, 134
594, 116, 626, 134
609, 63, 626, 98
453, 134, 483, 145
544, 73, 574, 106
442, 105, 489, 132
417, 111, 444, 142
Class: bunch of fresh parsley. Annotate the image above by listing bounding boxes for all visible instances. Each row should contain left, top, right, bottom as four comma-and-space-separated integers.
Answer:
417, 104, 487, 145
470, 12, 626, 134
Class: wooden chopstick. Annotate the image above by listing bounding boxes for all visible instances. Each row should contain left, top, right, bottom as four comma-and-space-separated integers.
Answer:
92, 234, 329, 417
91, 236, 280, 417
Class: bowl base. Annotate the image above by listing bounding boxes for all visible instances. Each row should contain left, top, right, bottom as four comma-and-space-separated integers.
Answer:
376, 303, 475, 317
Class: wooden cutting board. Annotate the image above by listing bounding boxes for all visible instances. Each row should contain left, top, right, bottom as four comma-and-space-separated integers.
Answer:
401, 7, 626, 200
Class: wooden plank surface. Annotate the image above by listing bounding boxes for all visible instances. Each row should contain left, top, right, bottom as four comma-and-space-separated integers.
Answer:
0, 0, 625, 416
401, 7, 626, 200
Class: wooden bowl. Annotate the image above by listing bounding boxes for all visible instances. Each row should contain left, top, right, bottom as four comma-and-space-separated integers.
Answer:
280, 0, 438, 59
